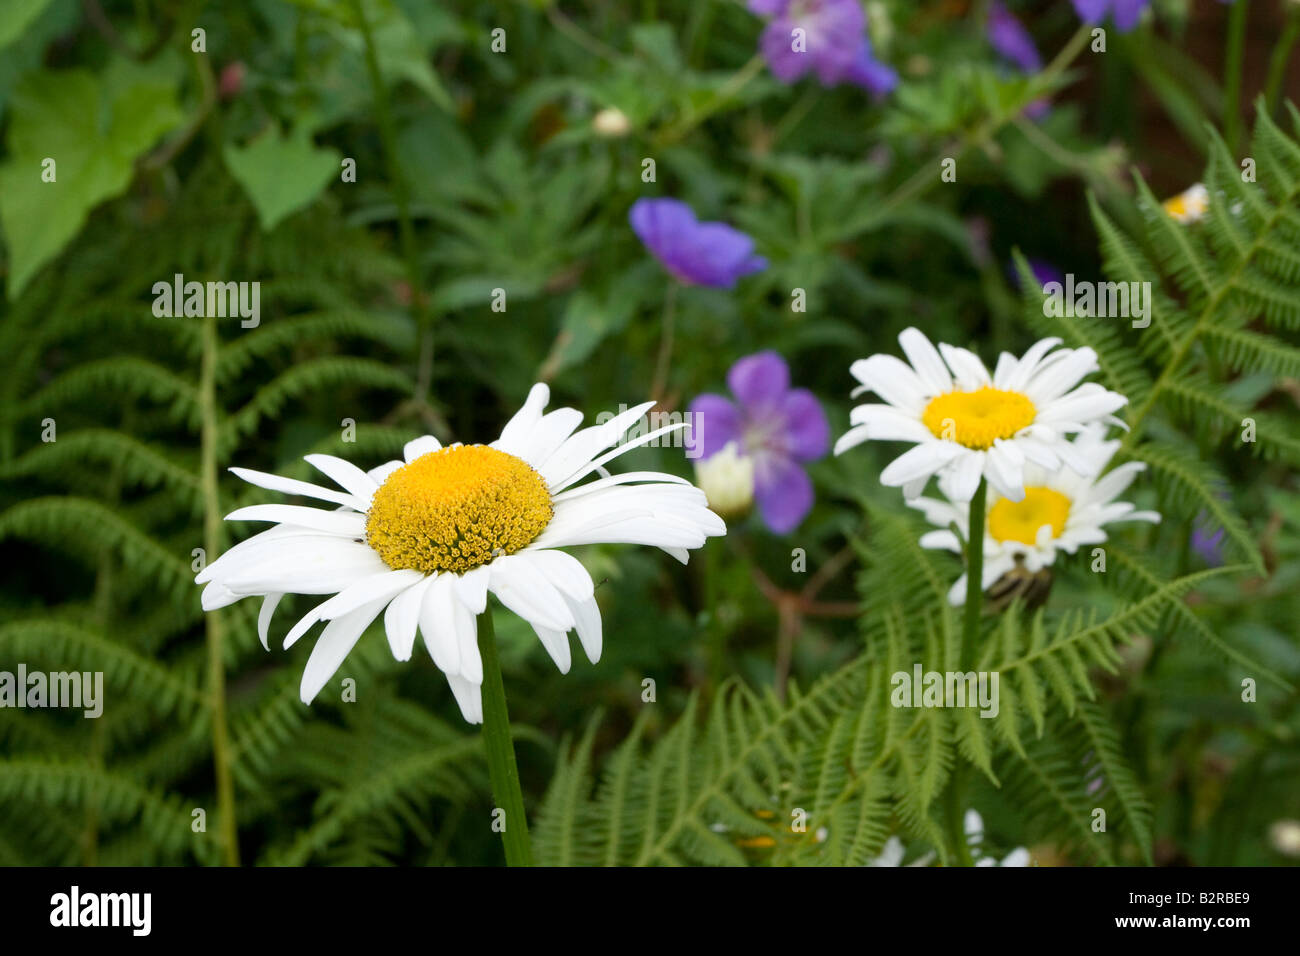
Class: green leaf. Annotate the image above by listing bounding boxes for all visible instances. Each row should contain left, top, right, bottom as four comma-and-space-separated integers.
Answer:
223, 127, 342, 231
0, 61, 184, 298
0, 0, 55, 49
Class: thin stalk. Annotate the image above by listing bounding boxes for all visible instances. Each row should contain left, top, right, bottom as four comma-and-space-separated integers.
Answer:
962, 477, 988, 666
350, 0, 435, 398
1224, 0, 1249, 153
650, 282, 679, 401
478, 609, 533, 866
200, 310, 239, 866
1265, 4, 1300, 115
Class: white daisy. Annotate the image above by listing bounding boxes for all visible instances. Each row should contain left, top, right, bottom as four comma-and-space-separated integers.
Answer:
865, 810, 1031, 867
1161, 183, 1209, 224
908, 426, 1160, 605
196, 383, 725, 722
833, 327, 1128, 503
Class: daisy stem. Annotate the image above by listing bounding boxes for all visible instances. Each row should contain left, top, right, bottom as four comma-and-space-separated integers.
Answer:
477, 609, 533, 866
962, 476, 987, 666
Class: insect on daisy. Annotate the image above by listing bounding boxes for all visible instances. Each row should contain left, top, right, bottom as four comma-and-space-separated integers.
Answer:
196, 383, 726, 723
833, 327, 1129, 503
907, 426, 1161, 606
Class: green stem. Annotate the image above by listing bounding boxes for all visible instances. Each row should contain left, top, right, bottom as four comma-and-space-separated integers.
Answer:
200, 310, 239, 866
478, 609, 533, 866
650, 282, 679, 401
943, 766, 975, 866
1265, 4, 1300, 115
350, 0, 434, 399
962, 477, 987, 667
704, 538, 725, 699
1224, 0, 1249, 153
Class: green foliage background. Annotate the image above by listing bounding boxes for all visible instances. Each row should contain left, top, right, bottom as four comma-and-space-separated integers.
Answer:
0, 0, 1297, 866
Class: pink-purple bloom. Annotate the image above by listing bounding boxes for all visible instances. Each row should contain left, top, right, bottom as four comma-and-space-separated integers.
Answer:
629, 199, 767, 288
749, 0, 898, 96
1192, 515, 1226, 566
988, 2, 1041, 73
689, 351, 829, 534
1071, 0, 1149, 32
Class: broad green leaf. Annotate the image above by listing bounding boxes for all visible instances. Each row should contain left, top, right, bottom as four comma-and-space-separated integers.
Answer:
0, 0, 55, 49
0, 60, 184, 299
223, 128, 342, 231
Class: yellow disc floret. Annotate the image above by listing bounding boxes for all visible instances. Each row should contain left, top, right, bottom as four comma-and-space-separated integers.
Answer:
921, 387, 1036, 450
987, 486, 1071, 546
365, 445, 553, 574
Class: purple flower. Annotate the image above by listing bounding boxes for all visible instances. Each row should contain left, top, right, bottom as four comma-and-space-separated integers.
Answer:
1071, 0, 1149, 33
629, 199, 767, 288
988, 2, 1041, 73
1192, 514, 1226, 567
1008, 257, 1064, 291
750, 0, 897, 94
689, 351, 829, 534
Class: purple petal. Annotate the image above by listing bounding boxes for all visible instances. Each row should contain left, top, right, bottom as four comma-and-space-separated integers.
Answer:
748, 0, 788, 15
629, 198, 697, 260
1071, 0, 1110, 23
761, 0, 865, 86
629, 199, 766, 288
846, 42, 899, 96
1111, 0, 1149, 31
687, 393, 744, 460
779, 388, 830, 462
987, 2, 1041, 73
754, 456, 815, 534
728, 351, 790, 409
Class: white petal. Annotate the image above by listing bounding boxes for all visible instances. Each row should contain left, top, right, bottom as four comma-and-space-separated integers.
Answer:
403, 435, 442, 463
938, 344, 992, 391
531, 624, 572, 673
367, 460, 403, 485
495, 383, 550, 455
299, 598, 386, 704
488, 555, 574, 631
419, 574, 463, 676
451, 564, 491, 615
303, 453, 380, 507
848, 355, 929, 413
224, 504, 366, 537
879, 442, 966, 488
899, 328, 953, 394
445, 673, 483, 724
565, 594, 603, 663
283, 569, 423, 649
522, 549, 595, 601
383, 575, 435, 661
519, 408, 585, 469
229, 467, 362, 509
258, 592, 284, 651
538, 401, 656, 488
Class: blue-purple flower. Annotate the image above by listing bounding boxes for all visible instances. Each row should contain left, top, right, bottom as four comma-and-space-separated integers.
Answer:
688, 351, 830, 534
1071, 0, 1149, 33
749, 0, 898, 96
1192, 514, 1226, 566
988, 2, 1041, 73
629, 199, 767, 289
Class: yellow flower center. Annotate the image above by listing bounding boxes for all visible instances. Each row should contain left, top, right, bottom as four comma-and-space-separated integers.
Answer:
921, 387, 1036, 450
365, 445, 553, 574
987, 486, 1071, 546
